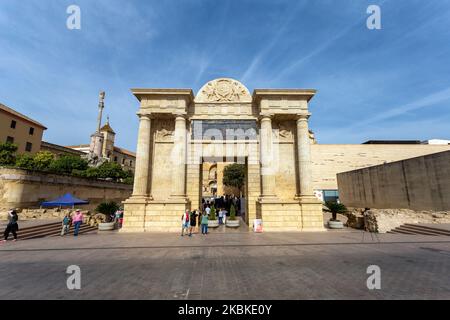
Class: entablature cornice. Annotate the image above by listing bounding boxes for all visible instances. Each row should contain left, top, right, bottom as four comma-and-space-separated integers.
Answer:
132, 88, 194, 115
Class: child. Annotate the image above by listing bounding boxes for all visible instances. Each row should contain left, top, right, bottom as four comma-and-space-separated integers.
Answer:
61, 212, 72, 236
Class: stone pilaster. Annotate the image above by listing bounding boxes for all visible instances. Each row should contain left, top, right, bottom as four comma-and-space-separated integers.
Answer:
296, 114, 314, 198
170, 115, 187, 199
131, 113, 152, 199
259, 115, 277, 199
296, 114, 325, 231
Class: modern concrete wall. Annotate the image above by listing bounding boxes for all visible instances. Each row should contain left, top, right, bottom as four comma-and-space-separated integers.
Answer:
311, 144, 450, 190
0, 167, 132, 210
337, 151, 450, 211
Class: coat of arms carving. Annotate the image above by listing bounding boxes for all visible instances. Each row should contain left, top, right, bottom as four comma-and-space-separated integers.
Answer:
196, 78, 252, 103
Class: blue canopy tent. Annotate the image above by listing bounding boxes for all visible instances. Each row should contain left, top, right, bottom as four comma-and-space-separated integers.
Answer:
41, 193, 89, 208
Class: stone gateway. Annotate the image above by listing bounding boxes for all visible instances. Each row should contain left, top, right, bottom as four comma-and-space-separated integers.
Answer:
122, 78, 326, 232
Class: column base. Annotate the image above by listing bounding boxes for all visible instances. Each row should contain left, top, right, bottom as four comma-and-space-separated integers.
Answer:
256, 197, 326, 232
122, 197, 191, 233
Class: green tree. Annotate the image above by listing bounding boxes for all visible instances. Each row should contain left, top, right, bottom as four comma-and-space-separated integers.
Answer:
33, 151, 54, 171
209, 205, 216, 220
229, 204, 236, 221
96, 162, 128, 181
0, 142, 18, 166
324, 201, 347, 221
223, 163, 246, 195
15, 154, 35, 170
84, 166, 100, 179
48, 155, 88, 174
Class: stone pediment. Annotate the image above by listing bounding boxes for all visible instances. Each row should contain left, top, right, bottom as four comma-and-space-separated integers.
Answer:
195, 78, 252, 103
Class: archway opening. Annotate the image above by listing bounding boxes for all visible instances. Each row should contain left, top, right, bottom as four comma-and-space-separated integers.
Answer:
200, 157, 248, 231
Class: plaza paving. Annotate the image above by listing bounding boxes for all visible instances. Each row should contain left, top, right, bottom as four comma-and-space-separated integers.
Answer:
0, 228, 449, 300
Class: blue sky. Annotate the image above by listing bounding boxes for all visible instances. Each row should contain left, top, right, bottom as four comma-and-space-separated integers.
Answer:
1, 0, 450, 151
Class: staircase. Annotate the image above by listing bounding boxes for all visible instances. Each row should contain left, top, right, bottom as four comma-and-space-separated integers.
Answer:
388, 224, 450, 236
16, 222, 97, 240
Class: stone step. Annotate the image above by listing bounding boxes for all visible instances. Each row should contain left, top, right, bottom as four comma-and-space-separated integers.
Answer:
389, 224, 450, 236
18, 224, 97, 240
404, 224, 450, 236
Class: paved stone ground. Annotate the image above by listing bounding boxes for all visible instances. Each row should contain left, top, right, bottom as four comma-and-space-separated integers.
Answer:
0, 230, 449, 300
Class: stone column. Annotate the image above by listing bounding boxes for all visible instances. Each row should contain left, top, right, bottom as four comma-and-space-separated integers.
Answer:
171, 115, 187, 198
259, 115, 277, 198
296, 114, 314, 197
132, 113, 152, 198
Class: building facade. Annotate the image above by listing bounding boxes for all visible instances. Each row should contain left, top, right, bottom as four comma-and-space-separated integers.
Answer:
0, 103, 46, 154
40, 141, 86, 158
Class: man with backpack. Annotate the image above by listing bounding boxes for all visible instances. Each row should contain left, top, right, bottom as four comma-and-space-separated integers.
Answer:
1, 209, 19, 243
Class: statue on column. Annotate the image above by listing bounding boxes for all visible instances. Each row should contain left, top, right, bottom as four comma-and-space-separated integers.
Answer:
85, 91, 108, 167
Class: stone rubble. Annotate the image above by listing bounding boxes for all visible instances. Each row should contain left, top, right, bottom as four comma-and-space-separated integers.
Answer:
345, 208, 450, 233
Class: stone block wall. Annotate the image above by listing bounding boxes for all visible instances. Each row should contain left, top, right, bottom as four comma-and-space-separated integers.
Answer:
0, 167, 132, 211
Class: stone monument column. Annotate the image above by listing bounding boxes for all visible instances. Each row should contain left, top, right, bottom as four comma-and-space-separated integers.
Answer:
296, 114, 314, 197
171, 114, 187, 198
259, 115, 277, 198
132, 113, 152, 198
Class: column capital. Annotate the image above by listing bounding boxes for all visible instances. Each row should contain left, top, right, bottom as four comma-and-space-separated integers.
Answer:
296, 113, 311, 122
174, 113, 187, 121
136, 112, 153, 120
259, 114, 274, 122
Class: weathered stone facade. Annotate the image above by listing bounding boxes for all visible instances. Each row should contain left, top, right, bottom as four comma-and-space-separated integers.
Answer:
122, 78, 325, 232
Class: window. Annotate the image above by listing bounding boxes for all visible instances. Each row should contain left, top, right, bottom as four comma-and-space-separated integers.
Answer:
25, 142, 32, 152
122, 158, 125, 165
10, 120, 16, 129
130, 160, 133, 167
114, 156, 118, 162
6, 136, 14, 144
29, 127, 34, 135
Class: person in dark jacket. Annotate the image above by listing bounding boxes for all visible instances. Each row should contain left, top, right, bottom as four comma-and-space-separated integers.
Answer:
188, 210, 198, 236
1, 209, 19, 243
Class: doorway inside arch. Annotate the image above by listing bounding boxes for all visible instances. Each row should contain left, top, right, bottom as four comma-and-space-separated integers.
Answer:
199, 157, 248, 231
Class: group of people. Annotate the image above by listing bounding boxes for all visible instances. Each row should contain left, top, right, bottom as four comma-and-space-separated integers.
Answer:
60, 209, 84, 237
180, 194, 243, 237
181, 209, 210, 236
202, 194, 242, 216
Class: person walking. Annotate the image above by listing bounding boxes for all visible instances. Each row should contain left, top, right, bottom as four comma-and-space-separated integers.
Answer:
181, 209, 190, 236
222, 208, 227, 225
60, 212, 72, 236
218, 208, 224, 225
200, 211, 209, 235
189, 210, 198, 236
72, 209, 83, 237
1, 209, 19, 243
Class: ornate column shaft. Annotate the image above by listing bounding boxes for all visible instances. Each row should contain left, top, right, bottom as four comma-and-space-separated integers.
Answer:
171, 115, 187, 198
296, 114, 314, 197
259, 115, 277, 198
132, 113, 152, 198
